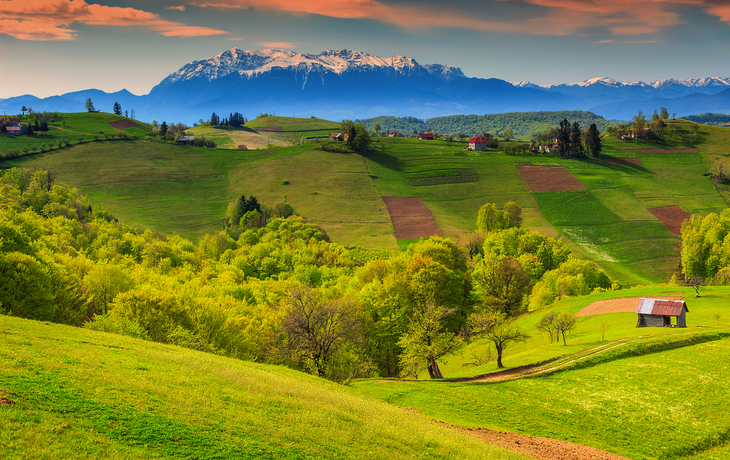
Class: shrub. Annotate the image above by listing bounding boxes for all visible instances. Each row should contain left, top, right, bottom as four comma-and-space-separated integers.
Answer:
84, 313, 149, 339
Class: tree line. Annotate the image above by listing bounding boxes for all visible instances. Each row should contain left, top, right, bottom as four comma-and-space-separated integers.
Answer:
0, 169, 614, 383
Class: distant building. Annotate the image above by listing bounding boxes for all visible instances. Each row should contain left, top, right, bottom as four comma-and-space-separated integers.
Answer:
468, 136, 488, 151
329, 133, 342, 141
419, 132, 435, 140
2, 118, 27, 136
636, 298, 688, 328
175, 135, 195, 144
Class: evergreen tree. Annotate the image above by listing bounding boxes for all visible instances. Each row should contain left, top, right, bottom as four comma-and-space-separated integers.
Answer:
571, 122, 584, 156
113, 102, 122, 115
211, 113, 219, 126
85, 98, 95, 112
160, 121, 168, 136
585, 123, 602, 157
558, 118, 570, 156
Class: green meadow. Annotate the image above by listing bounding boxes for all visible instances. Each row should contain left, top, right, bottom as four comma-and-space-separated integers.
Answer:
0, 315, 527, 460
2, 114, 728, 285
351, 285, 730, 460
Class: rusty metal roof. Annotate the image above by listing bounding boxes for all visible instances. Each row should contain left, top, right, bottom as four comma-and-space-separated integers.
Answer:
636, 298, 688, 316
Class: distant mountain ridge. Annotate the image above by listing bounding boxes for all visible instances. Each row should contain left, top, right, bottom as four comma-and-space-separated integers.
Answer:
1, 48, 728, 123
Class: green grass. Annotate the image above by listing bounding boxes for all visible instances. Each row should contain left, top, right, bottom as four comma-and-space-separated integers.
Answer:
3, 116, 728, 284
0, 112, 149, 155
351, 286, 730, 459
0, 315, 528, 460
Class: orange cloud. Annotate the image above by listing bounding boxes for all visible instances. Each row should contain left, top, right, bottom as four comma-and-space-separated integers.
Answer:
0, 0, 227, 40
197, 0, 730, 36
166, 5, 186, 11
256, 41, 296, 48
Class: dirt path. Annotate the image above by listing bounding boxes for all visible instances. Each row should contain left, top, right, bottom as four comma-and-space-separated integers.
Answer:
453, 425, 632, 460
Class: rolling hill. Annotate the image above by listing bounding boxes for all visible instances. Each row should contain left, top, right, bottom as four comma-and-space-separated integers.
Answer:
2, 113, 727, 286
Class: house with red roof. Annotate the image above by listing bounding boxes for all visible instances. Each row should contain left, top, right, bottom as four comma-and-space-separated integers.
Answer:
419, 132, 435, 140
1, 118, 27, 136
329, 133, 342, 141
636, 298, 688, 328
468, 136, 488, 151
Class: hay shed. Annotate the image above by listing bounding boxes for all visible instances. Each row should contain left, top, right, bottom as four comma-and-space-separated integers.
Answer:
636, 298, 688, 328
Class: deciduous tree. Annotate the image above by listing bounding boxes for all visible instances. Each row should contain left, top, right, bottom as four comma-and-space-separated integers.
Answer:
85, 98, 95, 112
469, 311, 528, 368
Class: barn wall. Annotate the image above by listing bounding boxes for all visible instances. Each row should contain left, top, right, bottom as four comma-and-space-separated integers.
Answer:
678, 311, 687, 328
639, 314, 667, 327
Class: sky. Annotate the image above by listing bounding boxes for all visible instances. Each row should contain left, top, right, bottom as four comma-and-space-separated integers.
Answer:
2, 0, 730, 98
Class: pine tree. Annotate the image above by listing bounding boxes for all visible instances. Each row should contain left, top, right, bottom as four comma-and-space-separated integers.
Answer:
113, 102, 122, 115
571, 122, 584, 156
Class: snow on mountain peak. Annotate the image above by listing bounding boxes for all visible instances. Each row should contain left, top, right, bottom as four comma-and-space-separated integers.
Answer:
163, 49, 465, 84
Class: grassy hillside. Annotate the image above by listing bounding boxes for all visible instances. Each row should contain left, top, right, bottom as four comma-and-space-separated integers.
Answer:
2, 116, 727, 285
0, 112, 148, 155
352, 286, 730, 459
0, 315, 527, 460
189, 116, 340, 149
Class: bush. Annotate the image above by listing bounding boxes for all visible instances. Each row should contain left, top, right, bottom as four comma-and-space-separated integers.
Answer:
84, 313, 149, 339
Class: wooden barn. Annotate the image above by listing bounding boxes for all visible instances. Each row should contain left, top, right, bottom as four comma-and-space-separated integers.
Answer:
636, 298, 688, 328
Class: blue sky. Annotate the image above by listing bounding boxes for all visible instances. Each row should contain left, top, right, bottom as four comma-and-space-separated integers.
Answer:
1, 0, 730, 98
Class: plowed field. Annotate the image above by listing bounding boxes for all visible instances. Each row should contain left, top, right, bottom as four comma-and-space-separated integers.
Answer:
648, 205, 690, 235
382, 197, 442, 239
108, 120, 140, 130
517, 165, 586, 193
576, 296, 685, 316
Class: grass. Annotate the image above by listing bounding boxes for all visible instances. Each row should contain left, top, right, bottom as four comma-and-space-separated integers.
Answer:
351, 285, 730, 459
2, 116, 727, 283
0, 315, 528, 460
0, 112, 149, 155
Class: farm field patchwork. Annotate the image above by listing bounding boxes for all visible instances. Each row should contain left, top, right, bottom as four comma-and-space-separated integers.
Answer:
3, 116, 728, 285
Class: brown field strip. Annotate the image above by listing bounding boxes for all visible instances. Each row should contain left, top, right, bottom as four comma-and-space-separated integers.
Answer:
108, 120, 140, 130
576, 295, 685, 316
605, 157, 642, 166
517, 165, 586, 193
648, 205, 690, 235
382, 197, 442, 239
256, 126, 283, 132
621, 148, 698, 153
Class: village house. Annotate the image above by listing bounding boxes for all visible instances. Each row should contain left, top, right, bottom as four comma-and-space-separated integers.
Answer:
636, 298, 688, 328
1, 117, 28, 136
468, 136, 488, 151
174, 135, 195, 144
418, 132, 435, 140
329, 133, 342, 141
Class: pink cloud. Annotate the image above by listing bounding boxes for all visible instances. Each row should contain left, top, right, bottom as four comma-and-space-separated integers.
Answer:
166, 5, 186, 11
256, 41, 296, 48
0, 0, 227, 40
196, 0, 730, 36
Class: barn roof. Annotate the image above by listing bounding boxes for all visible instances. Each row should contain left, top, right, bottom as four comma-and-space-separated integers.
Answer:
469, 136, 488, 143
636, 298, 688, 316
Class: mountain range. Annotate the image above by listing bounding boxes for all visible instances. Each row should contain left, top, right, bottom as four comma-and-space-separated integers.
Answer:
2, 48, 729, 123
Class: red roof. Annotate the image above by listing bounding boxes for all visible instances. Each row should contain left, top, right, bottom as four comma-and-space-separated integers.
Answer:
420, 133, 434, 139
636, 298, 688, 316
469, 136, 488, 143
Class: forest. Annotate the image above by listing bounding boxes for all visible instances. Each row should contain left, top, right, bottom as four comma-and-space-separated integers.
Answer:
0, 167, 615, 382
356, 111, 615, 138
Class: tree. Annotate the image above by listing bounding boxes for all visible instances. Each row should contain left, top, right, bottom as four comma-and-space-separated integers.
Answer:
85, 98, 95, 112
583, 123, 602, 157
660, 107, 669, 120
397, 298, 463, 379
537, 311, 576, 345
340, 120, 372, 154
633, 110, 645, 138
557, 118, 571, 155
21, 105, 27, 116
151, 120, 159, 135
211, 112, 219, 126
160, 121, 168, 137
84, 263, 133, 315
469, 311, 528, 368
281, 287, 364, 379
125, 110, 128, 118
685, 275, 704, 297
373, 123, 381, 136
113, 102, 122, 115
130, 109, 135, 119
472, 254, 531, 316
477, 202, 522, 232
652, 110, 660, 122
502, 128, 514, 141
570, 122, 584, 156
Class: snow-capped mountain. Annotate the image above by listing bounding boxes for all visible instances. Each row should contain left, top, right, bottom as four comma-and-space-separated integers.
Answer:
2, 48, 728, 123
161, 48, 466, 86
511, 76, 730, 90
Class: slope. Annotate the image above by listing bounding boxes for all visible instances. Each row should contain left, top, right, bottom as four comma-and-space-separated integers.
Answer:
0, 315, 528, 460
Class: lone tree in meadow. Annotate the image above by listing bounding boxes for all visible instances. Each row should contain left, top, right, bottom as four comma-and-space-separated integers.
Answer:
85, 98, 95, 112
469, 311, 528, 368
